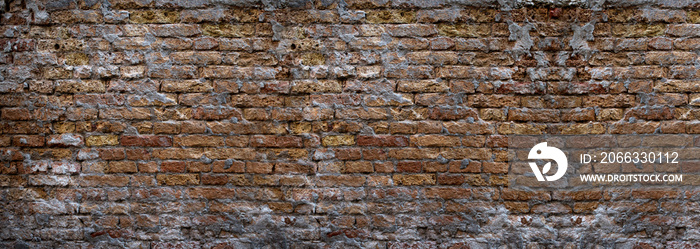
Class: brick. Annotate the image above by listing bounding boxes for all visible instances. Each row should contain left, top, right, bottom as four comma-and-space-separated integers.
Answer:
655, 80, 700, 92
174, 135, 224, 147
203, 148, 256, 160
386, 24, 437, 37
240, 109, 270, 122
98, 148, 126, 160
130, 10, 179, 24
674, 38, 700, 50
156, 174, 200, 185
624, 106, 675, 120
393, 174, 436, 185
121, 135, 172, 147
274, 162, 315, 174
502, 189, 551, 201
201, 66, 280, 80
202, 24, 255, 37
612, 24, 666, 37
583, 94, 636, 108
645, 51, 696, 65
250, 135, 303, 148
508, 108, 560, 123
609, 121, 659, 134
63, 53, 90, 65
107, 161, 137, 173
161, 80, 213, 93
365, 10, 415, 24
443, 122, 494, 135
159, 161, 185, 173
396, 161, 421, 172
438, 24, 490, 37
56, 80, 106, 93
388, 148, 439, 160
321, 135, 355, 147
79, 175, 130, 187
99, 107, 153, 120
410, 135, 460, 147
344, 161, 373, 173
2, 108, 31, 121
356, 135, 409, 147
170, 51, 222, 65
291, 80, 342, 93
50, 10, 103, 24
397, 79, 448, 93
299, 53, 325, 66
630, 189, 680, 199
192, 107, 242, 120
667, 24, 700, 37
440, 148, 491, 160
481, 162, 507, 174
424, 187, 470, 199
86, 135, 119, 147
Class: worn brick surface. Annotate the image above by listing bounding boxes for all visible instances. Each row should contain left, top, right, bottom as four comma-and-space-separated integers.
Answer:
1, 0, 700, 248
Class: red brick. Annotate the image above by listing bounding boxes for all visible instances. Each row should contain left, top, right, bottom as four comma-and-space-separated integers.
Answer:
107, 161, 137, 173
356, 135, 409, 147
424, 187, 470, 199
161, 161, 187, 173
12, 135, 45, 147
2, 108, 32, 120
121, 135, 172, 147
396, 161, 422, 173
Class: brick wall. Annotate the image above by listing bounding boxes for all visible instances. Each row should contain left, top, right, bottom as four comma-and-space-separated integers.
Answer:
1, 0, 700, 248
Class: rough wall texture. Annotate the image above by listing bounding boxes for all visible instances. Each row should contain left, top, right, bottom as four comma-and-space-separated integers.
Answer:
1, 0, 700, 248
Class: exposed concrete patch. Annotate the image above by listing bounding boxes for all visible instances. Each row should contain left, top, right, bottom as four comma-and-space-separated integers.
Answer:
507, 21, 534, 59
570, 21, 596, 60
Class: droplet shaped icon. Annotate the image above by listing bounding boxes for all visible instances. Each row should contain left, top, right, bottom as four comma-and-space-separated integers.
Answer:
528, 142, 567, 181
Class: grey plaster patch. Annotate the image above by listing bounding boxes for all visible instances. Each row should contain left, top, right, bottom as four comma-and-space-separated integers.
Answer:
507, 22, 534, 59
570, 21, 596, 60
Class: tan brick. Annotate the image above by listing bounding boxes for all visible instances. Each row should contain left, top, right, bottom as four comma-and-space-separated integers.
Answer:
291, 80, 342, 93
344, 161, 373, 173
612, 24, 666, 37
161, 80, 213, 93
107, 161, 137, 173
366, 10, 415, 24
397, 79, 448, 93
156, 174, 200, 185
63, 53, 90, 65
130, 10, 179, 23
410, 135, 460, 147
202, 24, 255, 37
86, 135, 119, 147
438, 24, 490, 37
655, 80, 700, 92
321, 135, 355, 147
56, 80, 106, 93
173, 135, 224, 147
393, 174, 436, 185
